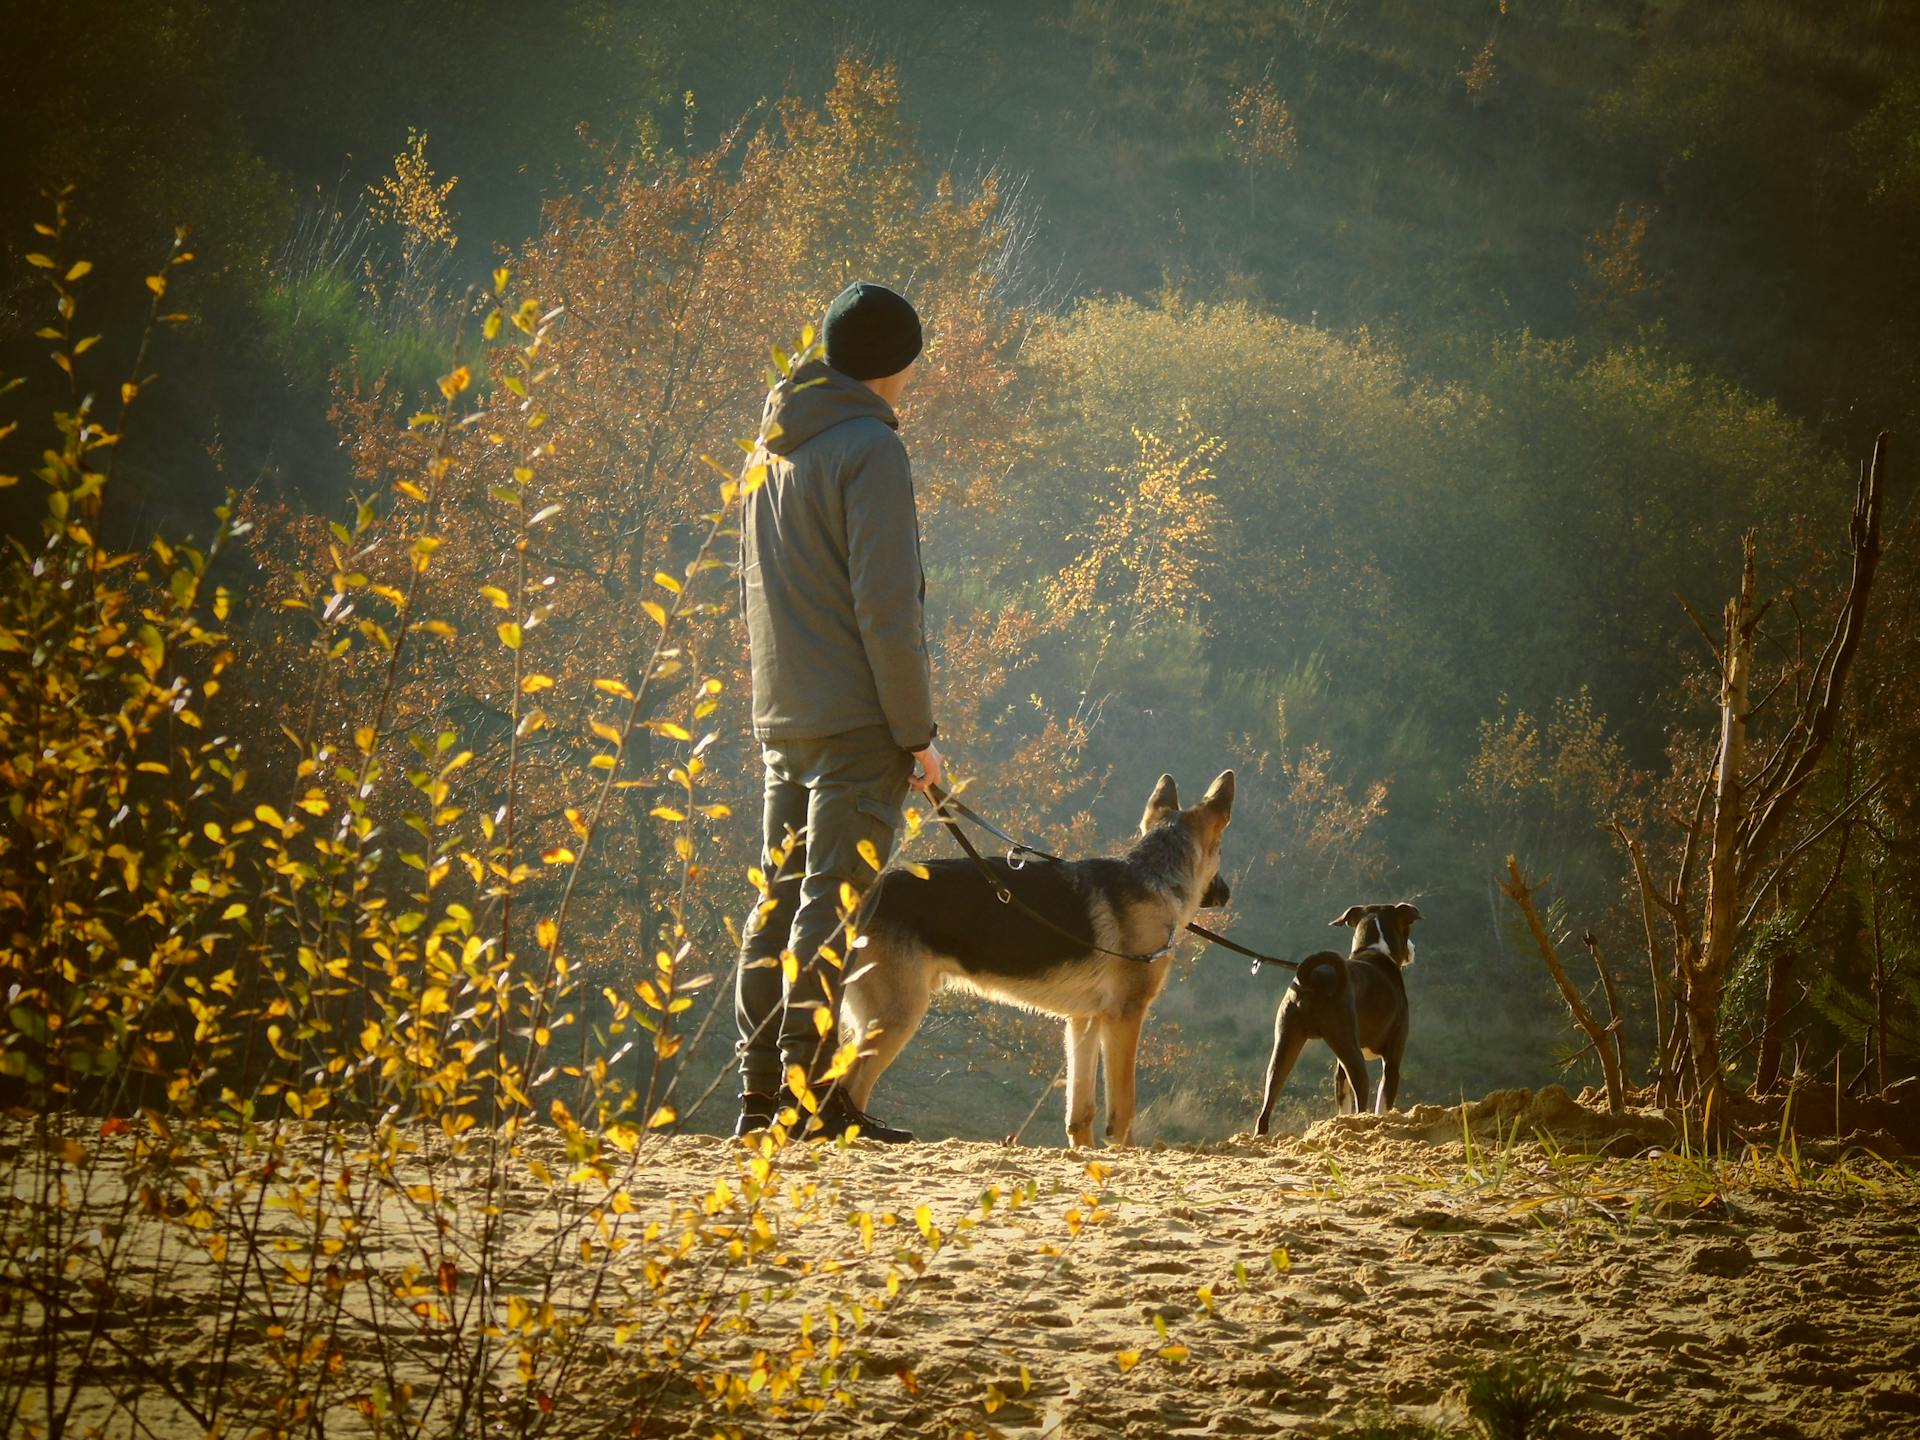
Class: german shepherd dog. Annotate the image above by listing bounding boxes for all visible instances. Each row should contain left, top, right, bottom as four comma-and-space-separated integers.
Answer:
836, 771, 1236, 1147
1254, 902, 1419, 1133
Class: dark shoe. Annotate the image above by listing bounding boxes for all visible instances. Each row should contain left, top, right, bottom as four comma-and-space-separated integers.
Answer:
732, 1091, 778, 1137
808, 1087, 915, 1145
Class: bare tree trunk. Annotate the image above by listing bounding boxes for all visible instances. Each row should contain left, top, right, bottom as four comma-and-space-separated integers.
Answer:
1499, 856, 1625, 1113
1871, 883, 1888, 1097
1689, 535, 1759, 1116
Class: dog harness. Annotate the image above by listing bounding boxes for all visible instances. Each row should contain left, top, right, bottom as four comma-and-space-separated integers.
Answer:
924, 784, 1299, 972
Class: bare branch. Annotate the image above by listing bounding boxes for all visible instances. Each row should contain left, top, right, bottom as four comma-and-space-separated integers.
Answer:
1499, 857, 1624, 1113
1673, 590, 1722, 662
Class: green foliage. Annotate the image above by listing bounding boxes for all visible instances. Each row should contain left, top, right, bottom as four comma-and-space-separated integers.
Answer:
1460, 1359, 1577, 1440
254, 264, 454, 399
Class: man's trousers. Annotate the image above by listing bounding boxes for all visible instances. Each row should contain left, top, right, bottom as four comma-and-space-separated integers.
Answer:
733, 725, 912, 1096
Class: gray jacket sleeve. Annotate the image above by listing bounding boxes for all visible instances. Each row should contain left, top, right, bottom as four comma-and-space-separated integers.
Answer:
843, 434, 936, 751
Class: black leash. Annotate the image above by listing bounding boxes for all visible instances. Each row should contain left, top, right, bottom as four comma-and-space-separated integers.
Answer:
922, 784, 1298, 974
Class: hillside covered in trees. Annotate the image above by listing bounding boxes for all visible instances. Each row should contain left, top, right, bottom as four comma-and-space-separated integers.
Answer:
6, 5, 1920, 1438
4, 0, 1916, 1132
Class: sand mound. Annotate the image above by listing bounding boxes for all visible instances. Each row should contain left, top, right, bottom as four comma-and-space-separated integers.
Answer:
1297, 1084, 1679, 1153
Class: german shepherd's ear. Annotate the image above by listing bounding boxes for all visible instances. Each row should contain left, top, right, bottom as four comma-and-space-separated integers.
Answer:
1329, 905, 1367, 928
1140, 774, 1180, 834
1191, 770, 1234, 843
1201, 770, 1235, 815
1394, 902, 1422, 925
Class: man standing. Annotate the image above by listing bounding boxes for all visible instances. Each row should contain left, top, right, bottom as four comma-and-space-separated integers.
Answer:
733, 281, 943, 1143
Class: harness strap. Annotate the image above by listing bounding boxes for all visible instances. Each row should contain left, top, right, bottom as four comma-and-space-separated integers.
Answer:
924, 786, 1174, 965
922, 784, 1298, 973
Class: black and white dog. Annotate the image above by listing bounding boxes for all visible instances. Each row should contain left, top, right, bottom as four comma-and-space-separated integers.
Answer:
1254, 902, 1419, 1132
837, 772, 1235, 1147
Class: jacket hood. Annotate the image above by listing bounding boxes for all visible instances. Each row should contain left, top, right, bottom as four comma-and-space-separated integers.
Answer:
759, 358, 898, 456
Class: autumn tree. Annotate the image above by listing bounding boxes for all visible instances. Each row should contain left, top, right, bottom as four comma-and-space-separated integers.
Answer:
243, 58, 1059, 1084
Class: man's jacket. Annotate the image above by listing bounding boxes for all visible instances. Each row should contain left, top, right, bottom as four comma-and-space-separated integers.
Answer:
739, 359, 935, 752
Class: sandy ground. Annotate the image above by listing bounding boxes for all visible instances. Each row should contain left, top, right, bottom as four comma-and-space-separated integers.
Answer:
9, 1086, 1919, 1439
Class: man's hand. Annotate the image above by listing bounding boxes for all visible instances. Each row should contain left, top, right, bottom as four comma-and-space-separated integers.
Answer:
910, 741, 945, 795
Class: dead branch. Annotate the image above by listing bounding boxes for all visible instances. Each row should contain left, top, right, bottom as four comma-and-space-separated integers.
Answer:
1605, 819, 1673, 1099
1582, 929, 1629, 1096
1674, 591, 1722, 661
1499, 856, 1625, 1113
1738, 774, 1883, 934
1741, 437, 1887, 860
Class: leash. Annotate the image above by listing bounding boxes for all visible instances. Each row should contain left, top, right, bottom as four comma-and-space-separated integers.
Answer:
1184, 919, 1299, 975
922, 784, 1298, 974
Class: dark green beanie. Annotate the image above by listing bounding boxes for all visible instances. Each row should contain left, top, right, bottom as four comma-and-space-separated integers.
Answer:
822, 281, 923, 381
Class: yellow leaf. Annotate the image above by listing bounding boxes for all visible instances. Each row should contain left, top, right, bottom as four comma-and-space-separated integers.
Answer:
641, 600, 667, 628
542, 846, 576, 865
1159, 1345, 1189, 1365
857, 838, 881, 872
146, 274, 166, 296
537, 918, 558, 950
497, 621, 522, 649
521, 674, 553, 692
813, 1004, 833, 1038
24, 253, 55, 269
650, 806, 686, 822
653, 571, 682, 594
647, 1105, 676, 1129
1115, 1350, 1140, 1373
820, 1040, 861, 1082
438, 365, 471, 399
65, 260, 93, 281
254, 804, 286, 830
